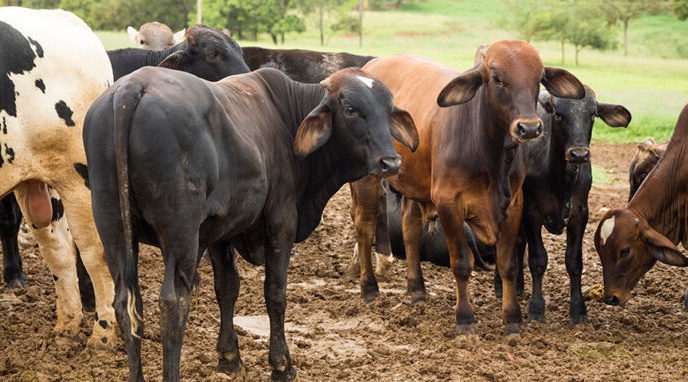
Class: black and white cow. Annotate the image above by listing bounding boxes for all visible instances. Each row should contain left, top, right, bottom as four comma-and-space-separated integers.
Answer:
0, 7, 117, 347
83, 66, 418, 381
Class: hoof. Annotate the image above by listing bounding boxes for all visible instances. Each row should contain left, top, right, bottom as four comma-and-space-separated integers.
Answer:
526, 312, 546, 324
6, 273, 27, 289
271, 367, 298, 381
572, 314, 590, 325
683, 288, 688, 311
363, 289, 380, 303
218, 357, 246, 381
504, 322, 521, 335
409, 290, 426, 304
456, 323, 477, 335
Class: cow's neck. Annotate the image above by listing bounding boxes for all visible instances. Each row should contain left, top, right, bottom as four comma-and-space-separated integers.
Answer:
629, 142, 688, 245
146, 45, 180, 66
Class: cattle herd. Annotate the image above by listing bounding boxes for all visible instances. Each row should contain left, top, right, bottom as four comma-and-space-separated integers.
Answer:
1, 6, 686, 382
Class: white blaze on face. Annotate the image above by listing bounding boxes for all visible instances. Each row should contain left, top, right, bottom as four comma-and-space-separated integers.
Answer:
357, 75, 375, 89
600, 216, 616, 246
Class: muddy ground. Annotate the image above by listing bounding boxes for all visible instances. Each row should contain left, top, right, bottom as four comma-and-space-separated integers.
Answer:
2, 142, 688, 382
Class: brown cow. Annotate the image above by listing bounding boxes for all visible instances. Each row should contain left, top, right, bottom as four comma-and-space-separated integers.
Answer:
628, 137, 667, 200
595, 103, 688, 309
352, 41, 585, 334
127, 21, 184, 50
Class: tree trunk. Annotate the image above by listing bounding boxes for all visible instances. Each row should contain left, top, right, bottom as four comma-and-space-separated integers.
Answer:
319, 0, 324, 46
623, 18, 629, 57
575, 45, 582, 66
561, 40, 565, 65
358, 0, 364, 48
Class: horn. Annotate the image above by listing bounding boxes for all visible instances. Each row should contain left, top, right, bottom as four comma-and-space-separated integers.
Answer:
320, 78, 332, 91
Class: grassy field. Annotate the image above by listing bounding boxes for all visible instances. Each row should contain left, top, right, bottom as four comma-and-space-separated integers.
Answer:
97, 0, 688, 144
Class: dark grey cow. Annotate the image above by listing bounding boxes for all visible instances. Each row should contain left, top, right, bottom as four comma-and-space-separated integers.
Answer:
83, 66, 417, 381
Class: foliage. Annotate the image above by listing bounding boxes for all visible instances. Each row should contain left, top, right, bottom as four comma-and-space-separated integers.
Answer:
601, 0, 665, 56
671, 0, 688, 20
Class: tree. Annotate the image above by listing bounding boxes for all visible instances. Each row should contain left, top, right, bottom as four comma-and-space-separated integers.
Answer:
602, 0, 664, 56
563, 4, 619, 65
671, 0, 688, 20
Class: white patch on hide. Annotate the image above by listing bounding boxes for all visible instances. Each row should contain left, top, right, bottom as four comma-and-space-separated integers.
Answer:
600, 216, 616, 246
357, 75, 374, 88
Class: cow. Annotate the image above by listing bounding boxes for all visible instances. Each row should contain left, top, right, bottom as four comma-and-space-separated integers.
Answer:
127, 21, 184, 50
0, 7, 117, 347
83, 66, 418, 381
594, 102, 688, 310
109, 24, 249, 81
628, 137, 667, 200
496, 87, 631, 324
1, 23, 251, 294
350, 41, 585, 335
242, 46, 374, 83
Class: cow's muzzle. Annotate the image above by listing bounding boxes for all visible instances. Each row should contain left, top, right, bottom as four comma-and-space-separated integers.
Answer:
377, 156, 402, 176
513, 119, 543, 142
603, 294, 620, 306
566, 147, 591, 164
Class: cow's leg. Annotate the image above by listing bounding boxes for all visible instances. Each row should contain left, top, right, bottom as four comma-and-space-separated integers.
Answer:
373, 182, 393, 279
57, 184, 117, 349
401, 198, 426, 303
208, 243, 245, 378
435, 202, 475, 333
0, 194, 25, 288
565, 200, 589, 324
264, 209, 297, 382
14, 184, 83, 338
349, 176, 382, 302
158, 235, 197, 382
495, 193, 524, 335
523, 218, 547, 323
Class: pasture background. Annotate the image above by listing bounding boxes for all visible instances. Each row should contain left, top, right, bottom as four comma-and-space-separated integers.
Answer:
98, 0, 688, 146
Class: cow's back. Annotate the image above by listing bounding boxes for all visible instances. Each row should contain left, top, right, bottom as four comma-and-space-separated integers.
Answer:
0, 7, 112, 184
362, 55, 462, 202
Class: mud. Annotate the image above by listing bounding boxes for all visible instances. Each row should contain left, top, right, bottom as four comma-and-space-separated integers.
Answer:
2, 142, 688, 381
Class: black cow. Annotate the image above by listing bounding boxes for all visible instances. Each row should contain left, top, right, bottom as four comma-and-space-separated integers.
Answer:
83, 66, 418, 381
109, 24, 249, 81
493, 87, 631, 323
1, 23, 250, 294
242, 46, 374, 83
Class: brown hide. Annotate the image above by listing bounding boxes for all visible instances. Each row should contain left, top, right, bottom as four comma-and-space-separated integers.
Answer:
595, 103, 688, 307
354, 41, 584, 334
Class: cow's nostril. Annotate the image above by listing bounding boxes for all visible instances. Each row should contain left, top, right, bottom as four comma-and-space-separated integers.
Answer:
603, 295, 620, 306
518, 121, 542, 139
380, 157, 401, 174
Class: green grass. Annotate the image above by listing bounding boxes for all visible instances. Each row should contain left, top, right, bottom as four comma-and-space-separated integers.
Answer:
96, 0, 688, 145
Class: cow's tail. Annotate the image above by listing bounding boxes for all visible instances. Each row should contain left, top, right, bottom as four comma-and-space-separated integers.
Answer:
113, 82, 144, 339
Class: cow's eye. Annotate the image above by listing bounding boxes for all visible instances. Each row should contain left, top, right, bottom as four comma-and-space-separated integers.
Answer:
139, 40, 146, 46
207, 50, 222, 62
553, 113, 563, 121
620, 247, 631, 258
345, 106, 357, 115
492, 75, 502, 86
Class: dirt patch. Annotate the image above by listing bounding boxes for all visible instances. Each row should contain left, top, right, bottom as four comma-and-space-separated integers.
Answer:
2, 142, 688, 381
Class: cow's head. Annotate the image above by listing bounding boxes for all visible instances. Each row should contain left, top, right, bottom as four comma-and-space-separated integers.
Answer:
437, 40, 585, 143
293, 68, 418, 177
127, 22, 184, 50
628, 138, 667, 201
158, 24, 250, 81
594, 209, 688, 307
539, 86, 631, 166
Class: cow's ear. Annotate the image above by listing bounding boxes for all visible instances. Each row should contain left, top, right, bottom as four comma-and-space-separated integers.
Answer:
127, 26, 138, 44
542, 67, 585, 100
173, 28, 186, 44
597, 103, 632, 128
390, 106, 419, 152
158, 51, 186, 70
294, 100, 333, 159
641, 226, 688, 266
437, 64, 484, 107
